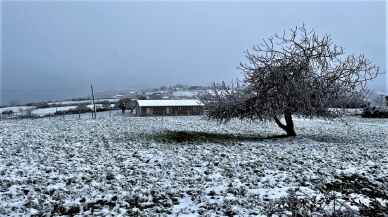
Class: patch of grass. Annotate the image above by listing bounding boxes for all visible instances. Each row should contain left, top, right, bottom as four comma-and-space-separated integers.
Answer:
265, 188, 388, 217
264, 190, 357, 217
146, 130, 288, 144
321, 173, 388, 200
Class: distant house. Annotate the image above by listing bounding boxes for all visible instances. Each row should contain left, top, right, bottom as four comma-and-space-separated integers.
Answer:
135, 100, 204, 116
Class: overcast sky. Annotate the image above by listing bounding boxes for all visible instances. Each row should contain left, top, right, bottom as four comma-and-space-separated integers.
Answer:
1, 1, 386, 105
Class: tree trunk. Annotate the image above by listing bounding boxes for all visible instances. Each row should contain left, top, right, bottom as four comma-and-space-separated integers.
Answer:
274, 112, 296, 136
284, 112, 296, 136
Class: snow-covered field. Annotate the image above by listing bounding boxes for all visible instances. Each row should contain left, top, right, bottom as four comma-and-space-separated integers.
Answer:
0, 104, 116, 118
0, 113, 387, 216
0, 106, 36, 114
48, 99, 119, 106
31, 104, 115, 117
31, 106, 78, 116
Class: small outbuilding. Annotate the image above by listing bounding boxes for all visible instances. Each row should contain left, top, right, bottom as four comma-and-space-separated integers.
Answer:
135, 99, 204, 116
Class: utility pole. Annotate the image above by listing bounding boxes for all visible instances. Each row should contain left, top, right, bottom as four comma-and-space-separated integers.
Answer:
90, 84, 97, 119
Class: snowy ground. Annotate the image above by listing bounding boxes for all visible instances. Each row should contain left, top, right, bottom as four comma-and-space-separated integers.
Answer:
0, 106, 37, 113
1, 98, 118, 118
31, 104, 115, 117
48, 99, 119, 106
0, 112, 387, 216
31, 106, 78, 116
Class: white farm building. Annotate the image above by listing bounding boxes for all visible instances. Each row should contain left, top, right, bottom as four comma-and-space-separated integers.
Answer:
135, 100, 204, 116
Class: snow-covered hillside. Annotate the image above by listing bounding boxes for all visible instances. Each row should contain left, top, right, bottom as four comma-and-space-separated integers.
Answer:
0, 106, 36, 114
31, 106, 78, 116
48, 98, 119, 106
0, 113, 387, 216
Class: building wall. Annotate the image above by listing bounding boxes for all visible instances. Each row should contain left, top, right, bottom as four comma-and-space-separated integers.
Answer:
136, 106, 203, 116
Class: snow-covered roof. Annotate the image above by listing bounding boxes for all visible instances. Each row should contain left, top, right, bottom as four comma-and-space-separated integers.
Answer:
137, 100, 204, 107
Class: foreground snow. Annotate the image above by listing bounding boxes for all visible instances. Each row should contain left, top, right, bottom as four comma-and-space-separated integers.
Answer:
0, 113, 387, 216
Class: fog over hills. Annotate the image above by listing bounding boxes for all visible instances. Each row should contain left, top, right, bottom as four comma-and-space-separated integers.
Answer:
1, 1, 386, 105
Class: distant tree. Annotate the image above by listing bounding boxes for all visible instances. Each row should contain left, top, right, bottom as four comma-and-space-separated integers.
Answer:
75, 104, 91, 113
202, 25, 379, 136
100, 100, 111, 109
35, 102, 50, 108
1, 110, 13, 115
117, 98, 137, 114
23, 109, 36, 119
117, 98, 130, 113
127, 100, 137, 113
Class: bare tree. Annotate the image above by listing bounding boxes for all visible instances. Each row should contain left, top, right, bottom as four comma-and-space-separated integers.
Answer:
202, 25, 379, 136
117, 98, 137, 114
117, 98, 130, 114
